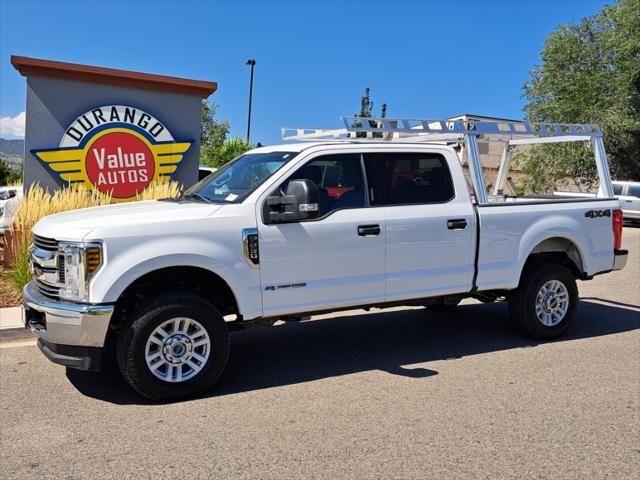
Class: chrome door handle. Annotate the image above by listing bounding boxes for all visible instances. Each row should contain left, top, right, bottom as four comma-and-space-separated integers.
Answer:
358, 224, 381, 236
447, 219, 468, 230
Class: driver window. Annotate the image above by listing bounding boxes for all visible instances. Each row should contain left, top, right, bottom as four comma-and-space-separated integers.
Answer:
286, 153, 366, 217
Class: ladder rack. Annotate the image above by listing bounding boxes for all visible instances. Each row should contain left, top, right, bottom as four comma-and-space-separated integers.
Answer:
280, 116, 612, 203
281, 116, 601, 142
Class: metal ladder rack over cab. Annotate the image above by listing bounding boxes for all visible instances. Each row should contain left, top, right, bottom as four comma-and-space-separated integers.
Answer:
281, 116, 614, 204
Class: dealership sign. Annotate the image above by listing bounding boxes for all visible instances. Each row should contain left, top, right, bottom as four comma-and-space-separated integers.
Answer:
32, 105, 192, 201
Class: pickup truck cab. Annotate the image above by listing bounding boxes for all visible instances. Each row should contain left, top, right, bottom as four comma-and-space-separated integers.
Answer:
23, 118, 628, 401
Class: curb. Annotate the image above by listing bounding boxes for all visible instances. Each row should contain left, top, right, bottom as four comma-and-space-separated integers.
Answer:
0, 306, 23, 330
0, 327, 35, 344
0, 305, 34, 344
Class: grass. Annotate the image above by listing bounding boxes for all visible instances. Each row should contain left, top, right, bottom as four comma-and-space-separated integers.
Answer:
7, 182, 181, 293
0, 261, 21, 307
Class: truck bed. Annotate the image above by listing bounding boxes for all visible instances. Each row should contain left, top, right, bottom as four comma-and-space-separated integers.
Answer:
475, 197, 621, 291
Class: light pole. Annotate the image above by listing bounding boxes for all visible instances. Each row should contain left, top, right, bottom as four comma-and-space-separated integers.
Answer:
245, 59, 256, 144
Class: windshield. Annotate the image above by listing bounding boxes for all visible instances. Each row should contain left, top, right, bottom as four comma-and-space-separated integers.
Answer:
184, 151, 297, 203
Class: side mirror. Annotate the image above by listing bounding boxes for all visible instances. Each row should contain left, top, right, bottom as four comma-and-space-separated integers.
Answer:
267, 179, 320, 223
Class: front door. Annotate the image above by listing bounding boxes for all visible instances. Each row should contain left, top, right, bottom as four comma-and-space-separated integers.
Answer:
258, 153, 386, 318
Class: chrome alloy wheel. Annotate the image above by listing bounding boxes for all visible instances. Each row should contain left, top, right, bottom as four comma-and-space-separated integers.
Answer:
535, 280, 570, 327
145, 317, 211, 383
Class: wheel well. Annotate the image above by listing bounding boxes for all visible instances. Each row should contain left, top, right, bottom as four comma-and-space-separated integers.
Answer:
109, 266, 239, 332
525, 237, 585, 278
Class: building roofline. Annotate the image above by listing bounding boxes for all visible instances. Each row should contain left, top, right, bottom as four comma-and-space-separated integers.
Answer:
10, 55, 217, 98
446, 113, 523, 123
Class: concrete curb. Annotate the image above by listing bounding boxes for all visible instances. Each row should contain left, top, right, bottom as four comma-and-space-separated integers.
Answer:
0, 327, 34, 343
0, 306, 22, 330
0, 306, 34, 343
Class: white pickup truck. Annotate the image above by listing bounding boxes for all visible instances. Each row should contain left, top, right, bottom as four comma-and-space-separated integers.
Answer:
23, 117, 628, 401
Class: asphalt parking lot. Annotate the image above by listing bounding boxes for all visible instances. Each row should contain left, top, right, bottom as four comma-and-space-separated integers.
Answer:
1, 228, 638, 479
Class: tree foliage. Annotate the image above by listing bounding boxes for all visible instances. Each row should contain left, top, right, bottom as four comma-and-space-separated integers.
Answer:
0, 159, 22, 185
198, 100, 253, 168
200, 100, 231, 164
202, 137, 253, 169
355, 87, 388, 119
352, 88, 389, 138
518, 0, 640, 191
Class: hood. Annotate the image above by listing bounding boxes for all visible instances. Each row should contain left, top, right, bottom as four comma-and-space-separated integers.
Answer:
33, 200, 223, 241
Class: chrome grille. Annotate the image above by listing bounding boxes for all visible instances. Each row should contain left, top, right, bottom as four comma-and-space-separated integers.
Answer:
57, 254, 66, 284
33, 234, 59, 251
30, 235, 63, 300
34, 279, 61, 300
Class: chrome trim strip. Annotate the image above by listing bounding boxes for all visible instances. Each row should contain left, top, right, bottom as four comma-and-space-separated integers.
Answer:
30, 245, 58, 269
23, 282, 113, 316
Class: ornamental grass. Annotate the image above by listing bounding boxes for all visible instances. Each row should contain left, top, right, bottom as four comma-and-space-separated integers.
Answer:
6, 182, 181, 293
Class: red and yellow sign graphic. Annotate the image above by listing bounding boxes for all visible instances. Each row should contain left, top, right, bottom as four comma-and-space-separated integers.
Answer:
32, 105, 192, 202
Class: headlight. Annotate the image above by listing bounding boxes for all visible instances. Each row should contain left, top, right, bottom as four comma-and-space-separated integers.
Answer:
58, 243, 103, 301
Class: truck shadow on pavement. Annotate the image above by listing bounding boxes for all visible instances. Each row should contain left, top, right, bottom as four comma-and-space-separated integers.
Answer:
66, 299, 639, 405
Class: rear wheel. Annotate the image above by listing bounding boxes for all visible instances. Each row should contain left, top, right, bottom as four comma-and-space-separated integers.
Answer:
117, 293, 229, 402
509, 262, 578, 340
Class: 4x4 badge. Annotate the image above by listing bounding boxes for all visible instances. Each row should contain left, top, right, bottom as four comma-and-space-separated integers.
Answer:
584, 209, 611, 218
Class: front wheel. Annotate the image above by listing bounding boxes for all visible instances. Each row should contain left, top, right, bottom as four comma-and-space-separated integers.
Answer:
509, 262, 578, 340
117, 293, 230, 402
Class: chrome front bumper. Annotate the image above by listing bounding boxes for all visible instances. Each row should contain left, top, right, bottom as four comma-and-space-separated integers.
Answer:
613, 249, 628, 271
22, 282, 113, 348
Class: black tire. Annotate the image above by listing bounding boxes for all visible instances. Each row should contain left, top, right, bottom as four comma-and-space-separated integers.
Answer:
426, 299, 461, 312
509, 262, 578, 340
116, 293, 229, 402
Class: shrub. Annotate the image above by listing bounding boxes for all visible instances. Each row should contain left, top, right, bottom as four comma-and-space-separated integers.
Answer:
202, 137, 252, 169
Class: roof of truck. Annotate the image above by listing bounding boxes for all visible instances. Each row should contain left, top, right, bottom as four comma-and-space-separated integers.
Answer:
250, 141, 452, 154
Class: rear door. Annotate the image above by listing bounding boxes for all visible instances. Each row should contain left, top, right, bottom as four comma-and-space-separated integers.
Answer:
364, 150, 476, 302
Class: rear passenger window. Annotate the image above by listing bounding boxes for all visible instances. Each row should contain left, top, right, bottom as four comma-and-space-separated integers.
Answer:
364, 152, 454, 205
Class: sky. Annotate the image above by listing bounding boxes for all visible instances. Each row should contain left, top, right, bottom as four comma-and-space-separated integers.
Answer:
0, 0, 610, 145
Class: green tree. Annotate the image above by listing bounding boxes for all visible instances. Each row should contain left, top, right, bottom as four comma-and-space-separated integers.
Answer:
352, 88, 389, 137
202, 137, 252, 169
0, 159, 21, 185
200, 99, 230, 165
354, 87, 388, 119
518, 0, 640, 192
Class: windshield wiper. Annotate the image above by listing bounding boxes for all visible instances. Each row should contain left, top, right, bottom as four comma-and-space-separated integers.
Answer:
182, 192, 212, 204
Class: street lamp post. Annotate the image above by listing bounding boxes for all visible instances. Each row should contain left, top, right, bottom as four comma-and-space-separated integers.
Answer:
245, 59, 256, 144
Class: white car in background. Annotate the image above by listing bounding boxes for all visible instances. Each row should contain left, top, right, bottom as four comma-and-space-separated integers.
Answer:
0, 185, 23, 235
612, 181, 640, 224
555, 180, 639, 224
198, 166, 217, 181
